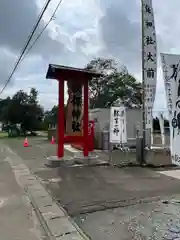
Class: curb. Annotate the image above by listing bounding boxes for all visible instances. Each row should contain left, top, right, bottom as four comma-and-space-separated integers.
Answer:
25, 186, 90, 240
24, 187, 53, 239
3, 145, 90, 240
145, 163, 176, 169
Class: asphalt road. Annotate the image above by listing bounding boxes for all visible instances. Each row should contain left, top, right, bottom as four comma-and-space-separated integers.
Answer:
4, 137, 180, 240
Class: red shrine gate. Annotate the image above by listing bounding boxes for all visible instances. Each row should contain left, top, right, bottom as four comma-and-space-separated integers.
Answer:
46, 64, 102, 158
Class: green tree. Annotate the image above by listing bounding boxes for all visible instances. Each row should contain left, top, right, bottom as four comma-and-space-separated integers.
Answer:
25, 88, 43, 132
0, 97, 11, 123
44, 105, 58, 126
43, 105, 67, 129
28, 88, 38, 105
86, 58, 142, 108
0, 88, 44, 134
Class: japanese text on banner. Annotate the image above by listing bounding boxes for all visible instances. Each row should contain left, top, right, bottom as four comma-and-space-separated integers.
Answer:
142, 0, 157, 128
161, 53, 180, 166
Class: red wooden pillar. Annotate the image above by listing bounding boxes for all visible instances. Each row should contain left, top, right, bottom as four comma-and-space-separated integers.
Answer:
83, 80, 89, 156
57, 79, 64, 158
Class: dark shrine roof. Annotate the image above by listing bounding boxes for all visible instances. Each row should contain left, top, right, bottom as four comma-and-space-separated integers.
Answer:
46, 64, 103, 81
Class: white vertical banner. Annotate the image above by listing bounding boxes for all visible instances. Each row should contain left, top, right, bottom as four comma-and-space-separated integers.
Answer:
119, 106, 127, 143
110, 107, 121, 144
158, 112, 165, 145
109, 106, 127, 144
142, 0, 157, 129
161, 53, 180, 165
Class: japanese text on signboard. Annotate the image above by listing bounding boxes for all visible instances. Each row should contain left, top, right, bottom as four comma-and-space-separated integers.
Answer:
109, 107, 127, 144
110, 107, 121, 144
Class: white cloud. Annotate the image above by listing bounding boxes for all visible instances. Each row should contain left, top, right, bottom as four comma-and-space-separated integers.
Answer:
1, 0, 180, 113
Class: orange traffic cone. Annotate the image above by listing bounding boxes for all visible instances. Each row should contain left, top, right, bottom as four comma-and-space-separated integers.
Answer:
24, 137, 29, 147
51, 136, 55, 144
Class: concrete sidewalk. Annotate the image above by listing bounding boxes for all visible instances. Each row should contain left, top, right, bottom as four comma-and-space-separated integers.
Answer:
0, 142, 88, 240
0, 147, 45, 239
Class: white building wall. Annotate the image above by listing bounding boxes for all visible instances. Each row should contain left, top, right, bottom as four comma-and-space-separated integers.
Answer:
89, 108, 143, 140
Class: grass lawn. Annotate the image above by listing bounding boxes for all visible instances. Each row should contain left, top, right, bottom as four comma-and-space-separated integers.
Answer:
0, 132, 8, 138
0, 131, 48, 139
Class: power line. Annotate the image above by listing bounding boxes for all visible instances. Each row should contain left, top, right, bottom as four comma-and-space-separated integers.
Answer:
21, 0, 63, 62
19, 0, 50, 55
0, 0, 52, 94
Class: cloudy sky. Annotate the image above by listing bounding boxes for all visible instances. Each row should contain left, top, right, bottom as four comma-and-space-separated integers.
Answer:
0, 0, 179, 113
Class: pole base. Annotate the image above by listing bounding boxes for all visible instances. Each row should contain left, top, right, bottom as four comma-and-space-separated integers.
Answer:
45, 156, 74, 168
74, 153, 108, 166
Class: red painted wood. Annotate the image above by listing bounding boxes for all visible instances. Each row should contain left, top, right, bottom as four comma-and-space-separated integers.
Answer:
83, 81, 89, 157
57, 79, 64, 158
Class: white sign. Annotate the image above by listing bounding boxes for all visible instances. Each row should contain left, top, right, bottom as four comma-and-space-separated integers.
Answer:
110, 107, 121, 144
109, 106, 127, 144
119, 106, 127, 143
142, 0, 157, 129
161, 53, 180, 165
